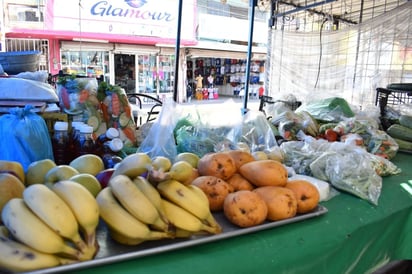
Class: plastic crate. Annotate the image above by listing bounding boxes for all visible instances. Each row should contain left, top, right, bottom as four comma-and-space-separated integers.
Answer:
375, 86, 412, 116
0, 50, 41, 75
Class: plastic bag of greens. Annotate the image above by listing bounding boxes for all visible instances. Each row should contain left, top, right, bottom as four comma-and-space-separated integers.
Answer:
309, 142, 382, 205
174, 99, 243, 157
0, 105, 54, 171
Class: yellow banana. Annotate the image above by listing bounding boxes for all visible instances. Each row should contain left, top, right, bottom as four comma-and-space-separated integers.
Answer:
151, 156, 172, 172
108, 229, 145, 246
96, 187, 172, 243
187, 184, 222, 232
166, 161, 196, 183
157, 180, 220, 230
109, 175, 164, 226
1, 198, 81, 259
133, 176, 171, 231
0, 225, 9, 237
51, 180, 100, 249
22, 184, 87, 251
161, 199, 219, 234
112, 152, 152, 178
0, 225, 77, 272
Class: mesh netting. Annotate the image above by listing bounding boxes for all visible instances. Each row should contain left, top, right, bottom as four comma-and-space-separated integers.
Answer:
267, 1, 412, 110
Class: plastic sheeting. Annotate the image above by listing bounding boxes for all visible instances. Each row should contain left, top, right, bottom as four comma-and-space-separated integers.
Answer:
267, 2, 412, 111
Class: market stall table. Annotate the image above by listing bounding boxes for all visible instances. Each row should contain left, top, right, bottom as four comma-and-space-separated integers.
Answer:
34, 152, 412, 274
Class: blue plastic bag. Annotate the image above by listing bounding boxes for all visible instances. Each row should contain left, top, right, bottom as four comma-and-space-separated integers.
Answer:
0, 105, 54, 172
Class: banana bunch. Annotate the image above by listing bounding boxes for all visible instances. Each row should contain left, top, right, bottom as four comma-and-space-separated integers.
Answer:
157, 179, 222, 235
96, 175, 173, 245
147, 156, 199, 185
0, 181, 100, 272
98, 152, 222, 244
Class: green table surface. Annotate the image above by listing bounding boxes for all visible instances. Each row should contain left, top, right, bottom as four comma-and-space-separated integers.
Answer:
70, 152, 412, 274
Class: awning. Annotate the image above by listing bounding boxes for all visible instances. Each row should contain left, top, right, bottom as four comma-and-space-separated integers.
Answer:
186, 40, 267, 60
6, 28, 197, 47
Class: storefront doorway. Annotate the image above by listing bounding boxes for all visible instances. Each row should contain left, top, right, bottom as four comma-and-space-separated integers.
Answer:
114, 54, 136, 93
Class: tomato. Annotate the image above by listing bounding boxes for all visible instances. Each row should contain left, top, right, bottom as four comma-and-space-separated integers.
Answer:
324, 129, 339, 142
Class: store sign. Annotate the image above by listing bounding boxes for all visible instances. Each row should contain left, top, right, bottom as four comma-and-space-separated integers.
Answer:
198, 13, 267, 44
46, 0, 196, 42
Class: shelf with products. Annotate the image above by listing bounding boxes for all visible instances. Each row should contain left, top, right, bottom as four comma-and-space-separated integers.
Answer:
189, 57, 264, 86
61, 51, 107, 78
188, 57, 265, 97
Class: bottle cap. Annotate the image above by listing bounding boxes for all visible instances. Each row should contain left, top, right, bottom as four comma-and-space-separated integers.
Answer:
71, 121, 83, 128
54, 121, 68, 131
80, 125, 94, 134
109, 138, 124, 152
106, 127, 120, 139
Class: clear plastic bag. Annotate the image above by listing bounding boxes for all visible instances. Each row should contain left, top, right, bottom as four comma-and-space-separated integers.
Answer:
0, 105, 54, 171
237, 110, 278, 152
309, 143, 382, 205
138, 100, 180, 159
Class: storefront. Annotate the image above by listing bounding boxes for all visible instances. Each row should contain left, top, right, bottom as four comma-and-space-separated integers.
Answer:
59, 41, 176, 99
185, 41, 267, 99
4, 0, 197, 101
4, 0, 269, 102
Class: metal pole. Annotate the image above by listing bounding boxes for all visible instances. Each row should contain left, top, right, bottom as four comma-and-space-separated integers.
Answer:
242, 0, 257, 114
173, 0, 184, 102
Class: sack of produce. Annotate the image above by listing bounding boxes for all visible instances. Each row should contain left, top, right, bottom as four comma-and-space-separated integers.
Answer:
0, 105, 54, 171
97, 83, 137, 146
173, 100, 243, 157
309, 142, 382, 205
56, 76, 98, 115
296, 97, 355, 122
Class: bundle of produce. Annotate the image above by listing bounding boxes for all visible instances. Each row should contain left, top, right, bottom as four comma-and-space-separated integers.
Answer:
386, 114, 412, 152
97, 82, 137, 146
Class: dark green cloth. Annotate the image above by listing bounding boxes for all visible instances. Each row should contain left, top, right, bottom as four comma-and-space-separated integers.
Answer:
70, 152, 412, 274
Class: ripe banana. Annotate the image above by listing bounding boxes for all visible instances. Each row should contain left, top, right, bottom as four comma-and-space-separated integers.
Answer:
96, 187, 172, 243
151, 156, 172, 172
1, 198, 81, 259
22, 184, 87, 251
187, 184, 222, 232
51, 180, 100, 249
109, 175, 166, 228
0, 230, 76, 272
112, 152, 152, 178
167, 161, 196, 183
133, 176, 171, 231
108, 228, 145, 246
157, 180, 221, 232
161, 199, 219, 234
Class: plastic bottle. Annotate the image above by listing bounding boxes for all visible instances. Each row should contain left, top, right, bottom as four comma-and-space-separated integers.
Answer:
68, 121, 84, 161
52, 121, 70, 165
96, 127, 120, 156
102, 138, 124, 169
76, 125, 97, 156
